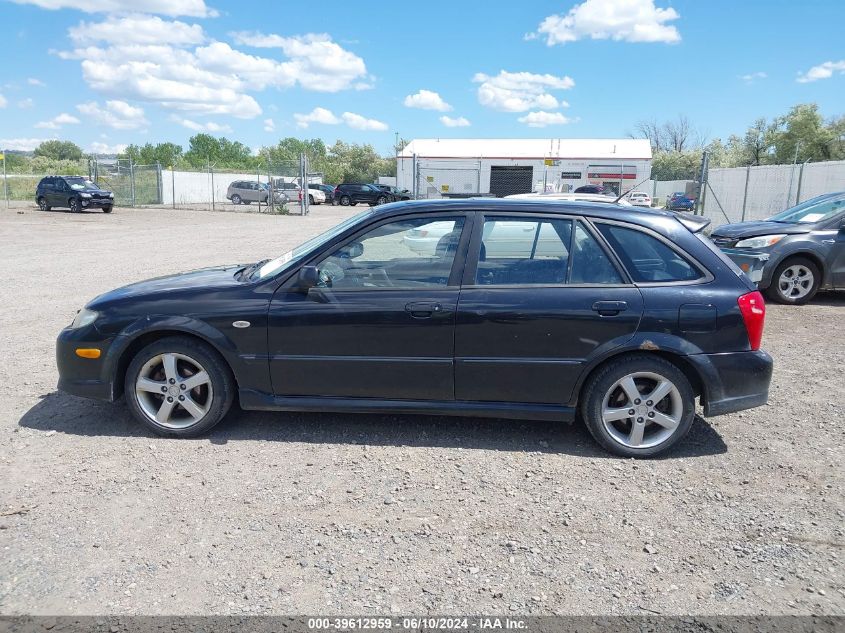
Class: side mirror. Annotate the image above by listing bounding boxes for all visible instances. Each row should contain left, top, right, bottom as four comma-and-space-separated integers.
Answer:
297, 265, 319, 291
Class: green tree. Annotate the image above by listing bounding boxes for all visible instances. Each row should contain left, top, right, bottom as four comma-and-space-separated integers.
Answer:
124, 142, 183, 167
650, 150, 701, 180
33, 140, 83, 161
184, 134, 255, 168
769, 103, 839, 163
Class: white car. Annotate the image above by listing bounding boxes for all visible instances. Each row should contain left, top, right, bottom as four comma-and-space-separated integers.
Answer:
627, 191, 652, 207
273, 181, 326, 205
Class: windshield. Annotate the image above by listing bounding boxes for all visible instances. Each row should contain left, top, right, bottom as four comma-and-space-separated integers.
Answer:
253, 210, 373, 280
767, 194, 845, 224
66, 177, 99, 190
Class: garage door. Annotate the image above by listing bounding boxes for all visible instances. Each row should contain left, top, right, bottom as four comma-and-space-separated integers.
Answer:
489, 166, 534, 197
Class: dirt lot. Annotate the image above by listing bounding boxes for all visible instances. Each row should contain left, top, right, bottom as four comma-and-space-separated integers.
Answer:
0, 204, 842, 616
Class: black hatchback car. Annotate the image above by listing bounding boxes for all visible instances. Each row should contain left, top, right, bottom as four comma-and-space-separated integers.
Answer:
56, 199, 772, 457
36, 175, 115, 213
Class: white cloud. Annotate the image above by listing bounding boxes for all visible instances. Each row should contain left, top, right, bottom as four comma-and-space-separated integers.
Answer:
170, 116, 232, 133
263, 118, 275, 132
341, 112, 388, 131
403, 89, 452, 111
531, 0, 680, 45
294, 107, 341, 128
0, 137, 54, 151
27, 78, 45, 87
69, 14, 205, 46
35, 112, 81, 129
473, 70, 574, 112
797, 60, 845, 83
18, 98, 34, 109
517, 111, 574, 127
89, 141, 128, 154
440, 115, 471, 128
230, 32, 368, 92
293, 107, 387, 131
739, 71, 767, 83
0, 93, 6, 108
8, 0, 215, 17
77, 100, 148, 129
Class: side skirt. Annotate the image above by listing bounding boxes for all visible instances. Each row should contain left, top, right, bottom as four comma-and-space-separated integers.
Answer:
238, 389, 576, 423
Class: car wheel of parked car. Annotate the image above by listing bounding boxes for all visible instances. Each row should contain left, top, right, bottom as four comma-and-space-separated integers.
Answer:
69, 198, 81, 213
231, 194, 242, 205
581, 354, 695, 458
766, 257, 820, 305
376, 196, 387, 205
102, 205, 113, 213
308, 195, 315, 205
37, 197, 51, 212
125, 336, 234, 438
339, 195, 351, 206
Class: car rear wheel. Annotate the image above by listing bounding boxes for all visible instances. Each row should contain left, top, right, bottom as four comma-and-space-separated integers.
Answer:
231, 194, 242, 205
339, 195, 351, 206
581, 354, 695, 458
69, 198, 81, 213
308, 194, 315, 205
766, 257, 820, 305
124, 336, 235, 437
37, 197, 51, 212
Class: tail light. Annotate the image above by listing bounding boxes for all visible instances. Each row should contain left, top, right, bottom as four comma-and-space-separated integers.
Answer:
298, 190, 303, 202
737, 291, 766, 350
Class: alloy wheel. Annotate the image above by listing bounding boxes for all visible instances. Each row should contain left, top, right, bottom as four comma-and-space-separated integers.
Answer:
601, 371, 683, 449
134, 352, 213, 429
777, 264, 814, 300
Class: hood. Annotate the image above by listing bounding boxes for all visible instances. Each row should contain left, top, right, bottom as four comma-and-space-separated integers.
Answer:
711, 220, 811, 239
88, 263, 245, 307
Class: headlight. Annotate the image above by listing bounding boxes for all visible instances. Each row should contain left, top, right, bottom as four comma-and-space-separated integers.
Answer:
735, 234, 787, 249
108, 192, 114, 198
80, 193, 92, 199
70, 308, 99, 329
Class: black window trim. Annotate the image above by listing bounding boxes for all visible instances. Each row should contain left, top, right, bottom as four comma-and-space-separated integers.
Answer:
290, 210, 476, 292
460, 210, 633, 289
587, 217, 715, 286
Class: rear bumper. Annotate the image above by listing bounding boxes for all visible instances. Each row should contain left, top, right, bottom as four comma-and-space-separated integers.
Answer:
687, 350, 773, 417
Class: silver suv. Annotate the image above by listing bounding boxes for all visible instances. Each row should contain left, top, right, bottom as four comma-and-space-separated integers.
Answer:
226, 181, 288, 205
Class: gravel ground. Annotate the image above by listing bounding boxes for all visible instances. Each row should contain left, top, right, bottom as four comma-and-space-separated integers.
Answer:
0, 204, 842, 616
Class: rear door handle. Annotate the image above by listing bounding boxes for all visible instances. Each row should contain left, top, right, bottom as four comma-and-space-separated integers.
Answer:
405, 302, 443, 318
822, 239, 835, 244
592, 300, 628, 316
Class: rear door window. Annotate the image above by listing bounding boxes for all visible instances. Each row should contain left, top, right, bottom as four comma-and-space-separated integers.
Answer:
596, 223, 702, 283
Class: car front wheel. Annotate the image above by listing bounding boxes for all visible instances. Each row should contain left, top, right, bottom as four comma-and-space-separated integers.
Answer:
339, 195, 351, 206
581, 354, 695, 458
231, 194, 242, 205
376, 196, 387, 205
69, 198, 81, 213
766, 257, 820, 305
124, 336, 235, 437
103, 205, 113, 213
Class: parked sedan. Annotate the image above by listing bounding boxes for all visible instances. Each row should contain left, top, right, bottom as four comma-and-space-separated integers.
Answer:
666, 192, 696, 211
711, 191, 845, 304
627, 191, 652, 207
309, 183, 335, 204
56, 198, 772, 458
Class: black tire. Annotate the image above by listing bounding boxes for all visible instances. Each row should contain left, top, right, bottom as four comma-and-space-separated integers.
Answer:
124, 336, 235, 438
339, 195, 351, 206
580, 354, 696, 458
231, 194, 242, 205
376, 196, 387, 205
37, 197, 51, 212
69, 197, 81, 213
308, 194, 315, 205
102, 205, 113, 213
764, 256, 820, 305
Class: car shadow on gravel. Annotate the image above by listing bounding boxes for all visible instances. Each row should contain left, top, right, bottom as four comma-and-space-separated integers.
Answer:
19, 392, 727, 459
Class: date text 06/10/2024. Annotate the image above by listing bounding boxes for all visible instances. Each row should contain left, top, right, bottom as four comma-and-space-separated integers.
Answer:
306, 618, 528, 630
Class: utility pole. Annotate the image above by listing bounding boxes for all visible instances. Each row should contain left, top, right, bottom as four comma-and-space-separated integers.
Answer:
694, 150, 709, 216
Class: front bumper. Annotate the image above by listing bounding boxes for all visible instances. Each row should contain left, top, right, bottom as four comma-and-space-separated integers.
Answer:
80, 197, 114, 208
720, 248, 770, 283
56, 326, 120, 401
686, 350, 773, 417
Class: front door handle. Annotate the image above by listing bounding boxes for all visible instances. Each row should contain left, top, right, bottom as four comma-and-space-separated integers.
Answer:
592, 300, 628, 316
405, 302, 443, 318
822, 239, 836, 244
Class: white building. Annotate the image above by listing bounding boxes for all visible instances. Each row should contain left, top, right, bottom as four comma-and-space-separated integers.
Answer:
397, 138, 652, 198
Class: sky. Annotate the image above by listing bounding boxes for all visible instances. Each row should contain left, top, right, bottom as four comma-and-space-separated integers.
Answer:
0, 0, 843, 156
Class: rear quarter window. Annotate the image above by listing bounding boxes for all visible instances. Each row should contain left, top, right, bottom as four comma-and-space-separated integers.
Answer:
596, 223, 703, 283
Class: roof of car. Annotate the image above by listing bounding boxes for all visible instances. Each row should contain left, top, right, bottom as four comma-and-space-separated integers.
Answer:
369, 197, 682, 225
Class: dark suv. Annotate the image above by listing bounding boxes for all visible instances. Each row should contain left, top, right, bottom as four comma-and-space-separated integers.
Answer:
56, 199, 772, 457
333, 183, 393, 206
36, 176, 114, 213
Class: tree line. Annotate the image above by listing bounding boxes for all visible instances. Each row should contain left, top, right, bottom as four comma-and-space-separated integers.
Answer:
6, 102, 842, 183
